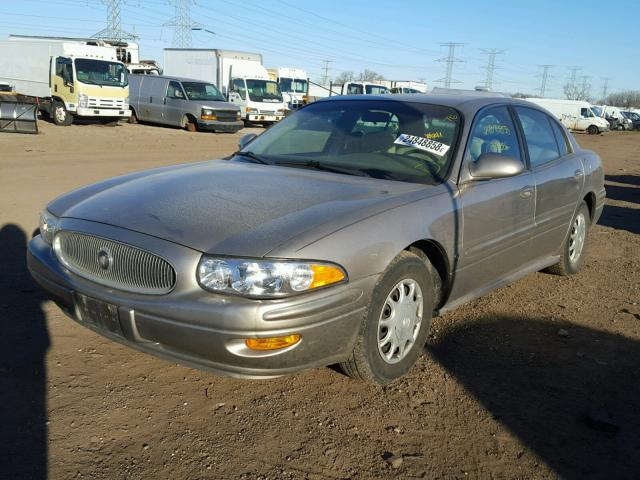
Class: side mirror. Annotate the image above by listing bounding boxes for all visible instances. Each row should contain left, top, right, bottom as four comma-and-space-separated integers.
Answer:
469, 153, 524, 180
238, 133, 257, 150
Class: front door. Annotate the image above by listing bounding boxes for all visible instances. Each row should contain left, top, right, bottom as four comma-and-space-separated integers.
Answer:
451, 105, 536, 300
164, 81, 187, 126
51, 57, 76, 108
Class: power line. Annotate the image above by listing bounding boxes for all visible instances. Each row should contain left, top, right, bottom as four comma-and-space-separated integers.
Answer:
93, 0, 137, 41
537, 64, 554, 97
166, 0, 201, 48
320, 59, 332, 84
480, 48, 505, 90
436, 42, 464, 88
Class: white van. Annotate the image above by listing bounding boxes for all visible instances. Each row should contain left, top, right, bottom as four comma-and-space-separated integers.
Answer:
524, 98, 610, 135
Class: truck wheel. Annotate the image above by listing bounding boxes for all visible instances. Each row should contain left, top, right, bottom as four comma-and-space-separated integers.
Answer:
52, 100, 72, 126
181, 115, 197, 132
546, 202, 590, 276
587, 125, 598, 135
339, 250, 434, 385
128, 108, 138, 124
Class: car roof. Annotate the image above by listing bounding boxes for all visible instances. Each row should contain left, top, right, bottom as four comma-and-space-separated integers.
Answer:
131, 74, 213, 84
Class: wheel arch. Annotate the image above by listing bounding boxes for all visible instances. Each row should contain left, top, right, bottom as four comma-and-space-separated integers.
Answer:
405, 239, 451, 310
583, 191, 596, 221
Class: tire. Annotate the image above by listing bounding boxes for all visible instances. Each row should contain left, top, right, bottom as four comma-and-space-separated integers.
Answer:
181, 115, 197, 132
546, 202, 590, 276
52, 100, 72, 126
128, 108, 138, 124
340, 250, 434, 385
587, 125, 598, 135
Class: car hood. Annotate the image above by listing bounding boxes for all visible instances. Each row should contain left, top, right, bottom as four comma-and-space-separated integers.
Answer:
49, 161, 432, 257
197, 100, 240, 111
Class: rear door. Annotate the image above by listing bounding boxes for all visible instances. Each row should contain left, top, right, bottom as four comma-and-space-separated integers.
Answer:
513, 106, 584, 256
451, 105, 536, 299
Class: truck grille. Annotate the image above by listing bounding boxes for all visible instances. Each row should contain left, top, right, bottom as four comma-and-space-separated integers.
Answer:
54, 231, 176, 295
215, 110, 238, 122
88, 97, 126, 109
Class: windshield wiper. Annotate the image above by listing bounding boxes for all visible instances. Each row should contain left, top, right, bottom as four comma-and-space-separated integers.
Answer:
233, 151, 270, 164
274, 159, 369, 177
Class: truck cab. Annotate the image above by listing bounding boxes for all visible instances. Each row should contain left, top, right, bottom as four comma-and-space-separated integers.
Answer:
341, 82, 390, 95
227, 65, 285, 125
269, 67, 308, 111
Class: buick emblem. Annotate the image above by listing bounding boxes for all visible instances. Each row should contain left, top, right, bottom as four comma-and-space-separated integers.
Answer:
97, 248, 113, 271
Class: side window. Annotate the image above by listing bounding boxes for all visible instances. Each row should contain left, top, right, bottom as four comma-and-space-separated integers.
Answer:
515, 107, 561, 168
347, 84, 363, 95
467, 106, 522, 163
231, 79, 246, 100
56, 57, 73, 84
549, 118, 571, 157
167, 81, 184, 99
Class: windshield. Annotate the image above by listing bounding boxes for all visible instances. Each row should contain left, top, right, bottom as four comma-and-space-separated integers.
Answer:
246, 79, 283, 102
280, 77, 308, 94
74, 59, 128, 87
181, 82, 225, 101
366, 85, 390, 95
591, 106, 602, 117
236, 100, 461, 185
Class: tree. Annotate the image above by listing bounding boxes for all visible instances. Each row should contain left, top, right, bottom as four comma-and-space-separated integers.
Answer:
358, 69, 384, 81
563, 82, 591, 101
603, 90, 640, 108
334, 71, 355, 84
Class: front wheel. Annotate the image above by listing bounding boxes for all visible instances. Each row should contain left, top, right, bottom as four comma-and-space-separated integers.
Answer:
546, 202, 590, 276
52, 100, 73, 126
340, 250, 434, 385
181, 115, 198, 132
587, 125, 598, 135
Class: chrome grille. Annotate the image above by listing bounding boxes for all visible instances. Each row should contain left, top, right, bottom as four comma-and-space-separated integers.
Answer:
88, 97, 126, 109
215, 110, 239, 122
54, 231, 176, 294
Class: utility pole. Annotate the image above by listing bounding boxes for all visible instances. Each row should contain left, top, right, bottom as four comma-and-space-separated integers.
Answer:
320, 60, 332, 85
536, 64, 554, 97
601, 77, 611, 99
480, 48, 504, 91
93, 0, 136, 41
167, 0, 201, 48
436, 42, 464, 89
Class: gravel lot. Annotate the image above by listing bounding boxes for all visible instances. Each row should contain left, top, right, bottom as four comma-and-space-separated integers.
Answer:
0, 121, 638, 480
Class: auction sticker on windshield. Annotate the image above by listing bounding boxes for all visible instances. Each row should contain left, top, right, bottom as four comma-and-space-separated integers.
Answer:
394, 133, 450, 156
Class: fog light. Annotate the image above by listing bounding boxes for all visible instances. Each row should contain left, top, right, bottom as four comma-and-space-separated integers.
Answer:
245, 334, 301, 351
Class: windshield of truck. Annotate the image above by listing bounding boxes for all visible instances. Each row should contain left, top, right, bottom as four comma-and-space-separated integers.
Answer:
236, 99, 461, 185
74, 59, 128, 87
280, 77, 308, 94
246, 80, 283, 102
366, 85, 390, 95
591, 106, 602, 117
181, 82, 225, 101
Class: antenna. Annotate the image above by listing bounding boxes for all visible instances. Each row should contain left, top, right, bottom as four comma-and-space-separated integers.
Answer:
536, 65, 554, 97
93, 0, 137, 41
480, 48, 505, 90
166, 0, 202, 48
436, 42, 464, 88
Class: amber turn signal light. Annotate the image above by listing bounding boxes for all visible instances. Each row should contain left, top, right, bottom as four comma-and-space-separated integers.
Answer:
245, 334, 301, 351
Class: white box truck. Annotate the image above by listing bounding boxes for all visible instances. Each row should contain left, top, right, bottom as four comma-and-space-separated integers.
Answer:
268, 67, 308, 110
163, 49, 286, 125
524, 98, 610, 135
0, 35, 131, 125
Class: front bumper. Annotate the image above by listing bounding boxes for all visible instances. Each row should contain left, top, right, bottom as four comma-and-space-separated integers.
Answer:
27, 224, 374, 378
76, 107, 131, 118
197, 119, 244, 133
246, 114, 284, 123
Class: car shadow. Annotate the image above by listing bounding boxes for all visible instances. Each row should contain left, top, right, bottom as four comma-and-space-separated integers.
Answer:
605, 174, 640, 186
598, 204, 640, 234
603, 184, 639, 204
428, 316, 640, 480
0, 224, 50, 479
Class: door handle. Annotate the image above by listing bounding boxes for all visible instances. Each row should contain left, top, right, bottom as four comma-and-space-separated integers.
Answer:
520, 186, 533, 199
149, 96, 153, 103
574, 170, 584, 179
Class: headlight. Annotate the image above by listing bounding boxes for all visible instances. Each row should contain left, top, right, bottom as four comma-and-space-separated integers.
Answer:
236, 110, 242, 119
123, 96, 129, 108
246, 107, 258, 113
276, 109, 285, 116
39, 210, 60, 245
78, 93, 88, 108
201, 108, 216, 120
197, 257, 346, 297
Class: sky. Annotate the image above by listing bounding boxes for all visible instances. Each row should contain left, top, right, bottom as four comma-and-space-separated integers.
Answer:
2, 0, 639, 98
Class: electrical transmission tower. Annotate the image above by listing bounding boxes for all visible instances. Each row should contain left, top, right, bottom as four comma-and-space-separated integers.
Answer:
436, 42, 464, 89
167, 0, 202, 48
601, 77, 611, 99
580, 75, 591, 96
480, 48, 504, 90
567, 66, 582, 88
93, 0, 136, 41
536, 65, 554, 97
320, 60, 332, 85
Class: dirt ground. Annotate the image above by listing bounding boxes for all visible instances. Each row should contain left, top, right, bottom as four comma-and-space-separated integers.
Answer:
0, 120, 638, 480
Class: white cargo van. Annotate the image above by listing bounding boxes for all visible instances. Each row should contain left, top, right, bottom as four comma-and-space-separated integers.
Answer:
163, 49, 286, 126
524, 98, 610, 135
